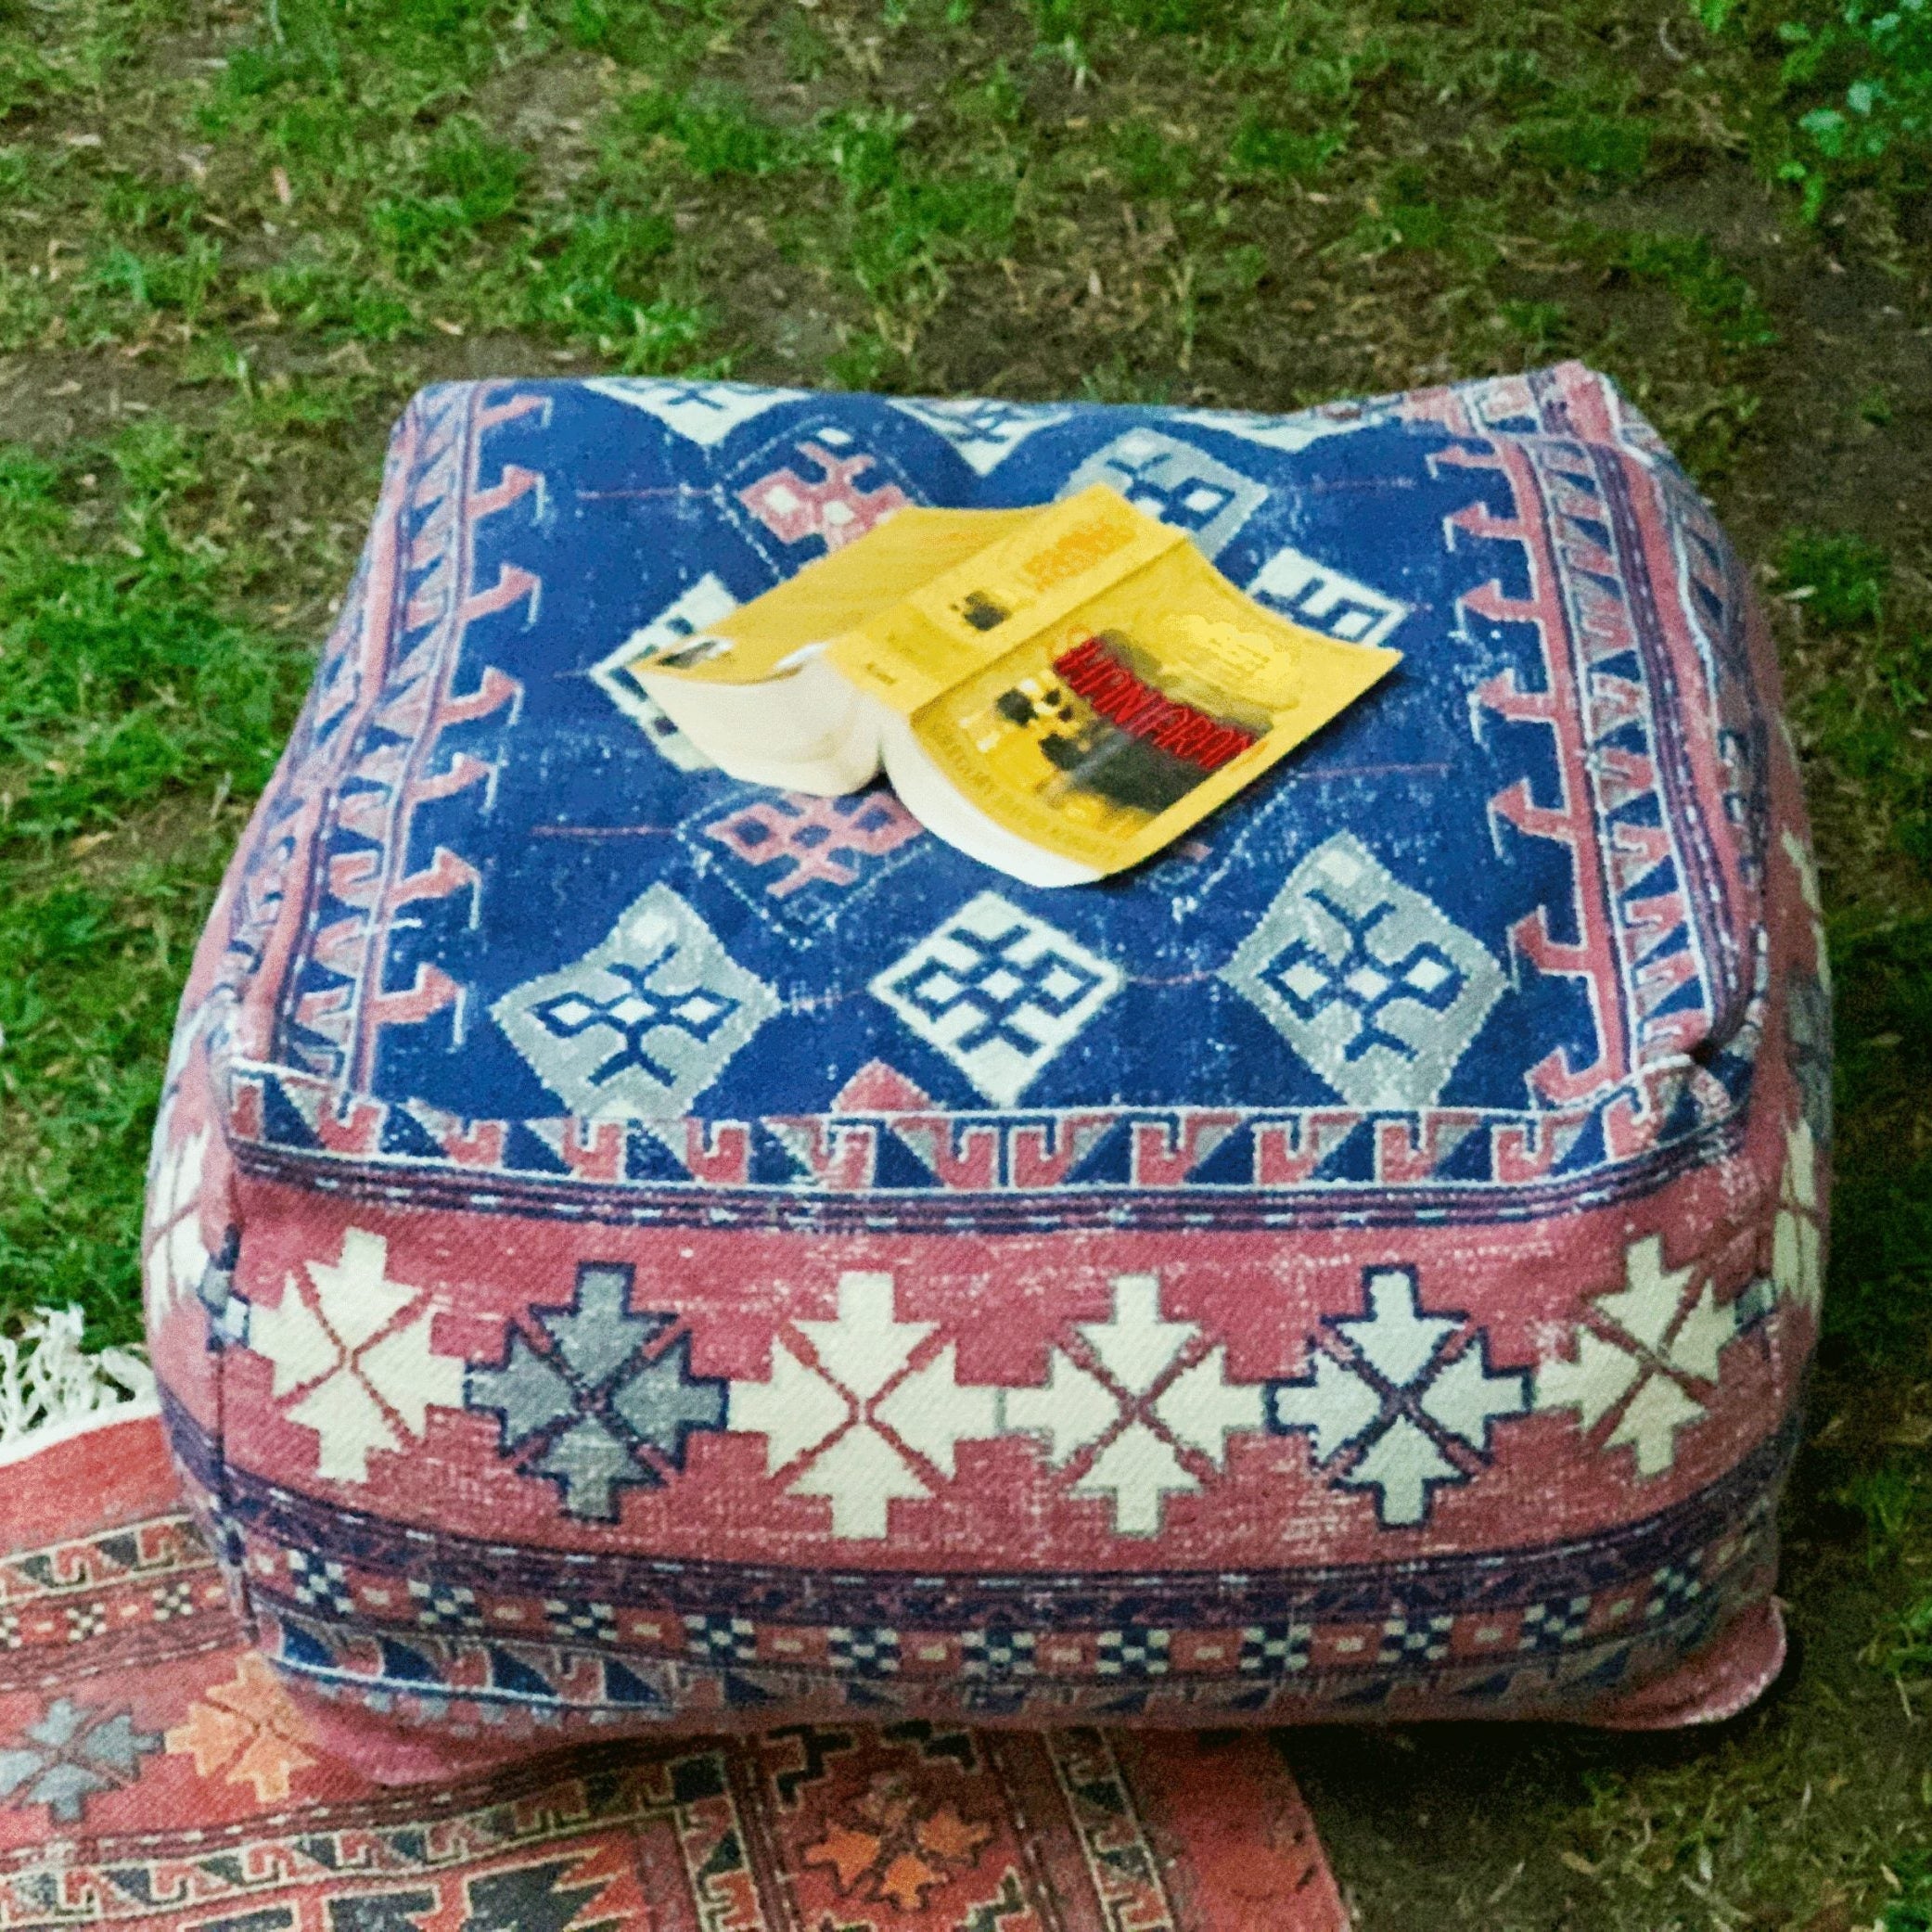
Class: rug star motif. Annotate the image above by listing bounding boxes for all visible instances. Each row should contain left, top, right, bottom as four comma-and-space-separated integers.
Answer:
1772, 1120, 1823, 1315
165, 1651, 315, 1802
248, 1228, 466, 1484
728, 1273, 1000, 1540
0, 1695, 160, 1825
1270, 1268, 1529, 1528
1536, 1234, 1748, 1478
465, 1263, 728, 1521
804, 1782, 993, 1910
1003, 1273, 1267, 1537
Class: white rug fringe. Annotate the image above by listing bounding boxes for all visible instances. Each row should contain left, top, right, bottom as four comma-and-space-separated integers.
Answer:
0, 1307, 157, 1461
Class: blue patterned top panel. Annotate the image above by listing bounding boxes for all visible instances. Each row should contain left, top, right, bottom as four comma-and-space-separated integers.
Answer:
265, 368, 1769, 1147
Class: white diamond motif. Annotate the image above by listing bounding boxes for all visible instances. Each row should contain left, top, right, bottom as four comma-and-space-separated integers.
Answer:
584, 378, 806, 448
493, 883, 778, 1119
1772, 1119, 1823, 1316
144, 1126, 211, 1326
1536, 1234, 1753, 1478
869, 890, 1122, 1106
1246, 544, 1411, 648
1056, 429, 1265, 559
889, 397, 1074, 475
591, 573, 738, 771
1181, 404, 1382, 455
1222, 832, 1507, 1108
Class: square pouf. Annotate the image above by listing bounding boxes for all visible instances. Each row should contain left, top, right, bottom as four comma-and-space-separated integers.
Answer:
145, 362, 1829, 1780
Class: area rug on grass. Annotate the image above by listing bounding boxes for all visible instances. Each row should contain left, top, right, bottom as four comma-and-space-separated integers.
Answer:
0, 1404, 1345, 1930
143, 361, 1827, 1770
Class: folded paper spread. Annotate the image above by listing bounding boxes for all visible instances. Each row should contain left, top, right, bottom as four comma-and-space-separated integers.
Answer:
610, 488, 1401, 886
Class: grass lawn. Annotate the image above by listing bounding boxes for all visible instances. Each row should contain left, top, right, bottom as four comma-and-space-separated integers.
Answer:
2, 0, 1929, 1919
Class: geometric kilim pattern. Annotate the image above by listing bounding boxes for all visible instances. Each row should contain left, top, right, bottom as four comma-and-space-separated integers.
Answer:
1059, 427, 1266, 559
1004, 1273, 1266, 1538
492, 883, 778, 1118
727, 1271, 1001, 1541
467, 1263, 728, 1520
0, 1414, 1351, 1932
144, 363, 1821, 1761
1222, 832, 1507, 1109
246, 1229, 465, 1486
888, 396, 1074, 475
870, 890, 1123, 1106
1535, 1235, 1760, 1480
1268, 1267, 1531, 1528
0, 1695, 161, 1824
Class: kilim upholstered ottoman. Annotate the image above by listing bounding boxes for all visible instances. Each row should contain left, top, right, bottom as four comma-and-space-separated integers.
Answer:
144, 360, 1831, 1780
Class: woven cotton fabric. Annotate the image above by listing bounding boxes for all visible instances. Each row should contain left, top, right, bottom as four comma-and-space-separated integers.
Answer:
0, 1411, 1343, 1931
142, 362, 1829, 1768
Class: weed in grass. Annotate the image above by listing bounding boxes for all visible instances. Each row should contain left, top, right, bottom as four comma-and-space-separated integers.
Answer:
1113, 117, 1198, 198
84, 237, 225, 325
1774, 0, 1932, 217
625, 84, 799, 180
1496, 296, 1572, 354
1782, 528, 1893, 627
1226, 108, 1350, 183
777, 12, 833, 81
366, 121, 527, 278
1823, 915, 1932, 1356
1885, 1854, 1932, 1932
1032, 0, 1226, 47
519, 205, 701, 364
0, 432, 300, 844
1505, 106, 1656, 185
560, 0, 730, 70
1584, 226, 1782, 352
812, 106, 1018, 329
1781, 531, 1932, 872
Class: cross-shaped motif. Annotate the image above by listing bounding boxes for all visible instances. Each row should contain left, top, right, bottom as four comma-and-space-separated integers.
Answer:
1003, 1273, 1266, 1537
738, 440, 910, 552
0, 1695, 160, 1824
247, 1228, 467, 1485
726, 1271, 1003, 1540
1535, 1233, 1747, 1478
1269, 1266, 1530, 1528
144, 1124, 210, 1324
467, 1264, 728, 1520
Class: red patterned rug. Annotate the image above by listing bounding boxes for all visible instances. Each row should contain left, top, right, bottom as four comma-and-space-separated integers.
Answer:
0, 1408, 1345, 1930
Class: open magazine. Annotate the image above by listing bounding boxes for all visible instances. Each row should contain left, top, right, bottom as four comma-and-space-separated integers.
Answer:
602, 488, 1401, 887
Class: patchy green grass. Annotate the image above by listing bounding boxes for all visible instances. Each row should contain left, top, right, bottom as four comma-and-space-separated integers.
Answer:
0, 418, 311, 1345
1, 0, 1929, 1919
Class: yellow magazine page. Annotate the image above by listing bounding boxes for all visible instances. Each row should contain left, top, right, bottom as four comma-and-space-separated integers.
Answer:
829, 485, 1187, 716
633, 505, 1035, 687
909, 542, 1401, 877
